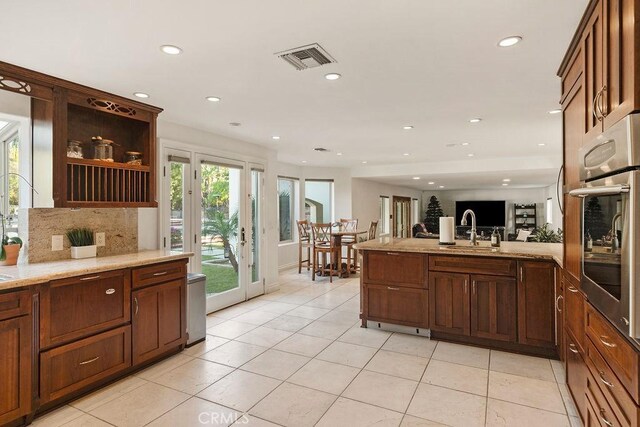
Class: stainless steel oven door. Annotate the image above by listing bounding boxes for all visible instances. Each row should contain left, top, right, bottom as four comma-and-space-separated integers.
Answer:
570, 170, 639, 341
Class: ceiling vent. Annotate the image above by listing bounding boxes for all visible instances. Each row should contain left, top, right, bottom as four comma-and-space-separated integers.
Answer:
313, 147, 330, 152
276, 43, 336, 71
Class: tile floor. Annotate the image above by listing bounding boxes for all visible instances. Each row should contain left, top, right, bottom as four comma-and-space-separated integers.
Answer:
34, 269, 582, 427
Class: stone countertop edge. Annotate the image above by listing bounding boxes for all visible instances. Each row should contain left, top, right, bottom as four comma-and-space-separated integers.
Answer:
354, 238, 563, 267
0, 250, 194, 292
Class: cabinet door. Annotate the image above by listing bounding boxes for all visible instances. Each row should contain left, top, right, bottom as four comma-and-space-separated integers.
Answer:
583, 0, 605, 141
517, 261, 556, 349
562, 50, 585, 189
132, 279, 186, 366
555, 268, 565, 360
366, 285, 429, 328
566, 330, 587, 421
602, 0, 637, 128
429, 272, 469, 336
0, 315, 31, 425
470, 275, 516, 342
564, 194, 583, 282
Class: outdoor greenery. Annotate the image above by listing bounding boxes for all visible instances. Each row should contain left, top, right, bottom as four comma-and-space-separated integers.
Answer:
202, 263, 238, 294
204, 209, 239, 273
278, 188, 292, 241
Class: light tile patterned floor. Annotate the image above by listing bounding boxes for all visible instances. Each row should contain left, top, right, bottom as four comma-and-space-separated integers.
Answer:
34, 269, 582, 427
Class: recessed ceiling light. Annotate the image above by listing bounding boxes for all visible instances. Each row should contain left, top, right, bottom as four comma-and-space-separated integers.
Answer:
403, 126, 414, 130
538, 143, 547, 146
428, 182, 435, 185
502, 183, 509, 186
439, 185, 445, 189
413, 177, 420, 180
302, 160, 307, 163
133, 92, 149, 98
325, 73, 341, 80
206, 96, 221, 102
498, 36, 522, 47
549, 109, 562, 114
403, 153, 410, 156
361, 161, 368, 164
271, 136, 280, 140
229, 122, 241, 127
445, 143, 456, 148
503, 178, 511, 182
160, 45, 183, 55
469, 118, 482, 123
467, 153, 475, 157
461, 142, 470, 146
337, 152, 343, 156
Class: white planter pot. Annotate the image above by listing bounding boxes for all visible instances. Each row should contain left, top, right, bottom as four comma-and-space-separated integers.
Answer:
71, 245, 97, 259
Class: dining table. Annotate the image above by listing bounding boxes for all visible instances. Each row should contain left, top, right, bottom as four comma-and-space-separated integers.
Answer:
331, 227, 368, 277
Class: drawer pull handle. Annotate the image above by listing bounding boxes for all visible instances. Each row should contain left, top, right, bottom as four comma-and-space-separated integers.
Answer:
153, 271, 168, 276
598, 371, 614, 388
80, 275, 101, 281
387, 286, 400, 291
599, 336, 617, 348
472, 280, 476, 294
385, 252, 399, 256
105, 288, 115, 295
79, 356, 100, 365
600, 409, 614, 427
567, 286, 579, 293
568, 343, 579, 354
134, 297, 139, 316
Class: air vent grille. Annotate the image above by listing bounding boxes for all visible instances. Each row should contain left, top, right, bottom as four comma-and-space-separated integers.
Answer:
276, 43, 336, 71
313, 147, 330, 152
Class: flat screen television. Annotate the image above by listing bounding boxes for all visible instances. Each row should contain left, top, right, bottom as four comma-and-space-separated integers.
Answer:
455, 201, 506, 227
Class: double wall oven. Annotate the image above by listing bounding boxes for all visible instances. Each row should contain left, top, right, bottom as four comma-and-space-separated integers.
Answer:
570, 113, 640, 345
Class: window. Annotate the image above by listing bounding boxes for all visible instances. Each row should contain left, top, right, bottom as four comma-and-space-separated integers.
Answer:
546, 197, 553, 225
305, 179, 333, 223
379, 196, 390, 235
1, 130, 20, 233
278, 177, 296, 242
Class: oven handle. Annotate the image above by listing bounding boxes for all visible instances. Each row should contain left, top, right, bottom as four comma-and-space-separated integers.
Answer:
569, 185, 630, 198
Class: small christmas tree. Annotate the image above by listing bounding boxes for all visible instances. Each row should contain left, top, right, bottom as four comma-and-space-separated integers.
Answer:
584, 197, 608, 239
424, 196, 444, 233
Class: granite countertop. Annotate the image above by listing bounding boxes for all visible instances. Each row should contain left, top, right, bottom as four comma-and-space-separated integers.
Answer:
354, 237, 563, 266
0, 250, 193, 291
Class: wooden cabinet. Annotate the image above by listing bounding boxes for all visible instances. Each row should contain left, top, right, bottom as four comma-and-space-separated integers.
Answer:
583, 0, 605, 141
132, 279, 186, 366
470, 275, 516, 342
555, 268, 565, 360
0, 304, 32, 426
366, 284, 428, 328
517, 261, 556, 349
429, 272, 469, 336
428, 255, 516, 277
363, 251, 427, 289
564, 275, 586, 353
566, 329, 588, 421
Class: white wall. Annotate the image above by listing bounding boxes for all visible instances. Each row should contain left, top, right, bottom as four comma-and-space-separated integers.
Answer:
422, 187, 551, 234
351, 178, 423, 237
545, 184, 563, 232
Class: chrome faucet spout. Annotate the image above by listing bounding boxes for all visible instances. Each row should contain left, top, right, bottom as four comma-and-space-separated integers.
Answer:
611, 212, 622, 253
461, 209, 478, 246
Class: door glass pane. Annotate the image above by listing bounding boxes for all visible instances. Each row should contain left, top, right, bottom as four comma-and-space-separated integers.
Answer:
251, 170, 262, 283
201, 164, 241, 296
169, 162, 187, 254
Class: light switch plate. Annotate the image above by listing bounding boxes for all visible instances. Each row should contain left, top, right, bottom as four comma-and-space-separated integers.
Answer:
96, 232, 105, 247
52, 235, 63, 251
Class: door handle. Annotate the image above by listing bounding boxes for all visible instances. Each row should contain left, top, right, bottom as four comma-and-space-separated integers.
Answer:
134, 297, 139, 316
568, 343, 579, 354
567, 286, 579, 293
599, 335, 617, 348
555, 295, 563, 312
241, 227, 246, 246
597, 85, 608, 118
598, 371, 614, 388
472, 280, 476, 294
464, 280, 468, 294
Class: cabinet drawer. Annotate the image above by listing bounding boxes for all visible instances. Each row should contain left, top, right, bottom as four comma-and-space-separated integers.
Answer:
132, 260, 187, 289
363, 252, 427, 289
564, 280, 585, 352
0, 290, 30, 321
566, 328, 587, 421
587, 367, 622, 427
40, 325, 131, 404
365, 284, 428, 328
429, 256, 516, 277
585, 303, 639, 404
585, 337, 639, 427
41, 270, 130, 348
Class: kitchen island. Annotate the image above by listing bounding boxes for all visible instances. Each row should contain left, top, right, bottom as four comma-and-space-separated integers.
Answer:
354, 238, 563, 358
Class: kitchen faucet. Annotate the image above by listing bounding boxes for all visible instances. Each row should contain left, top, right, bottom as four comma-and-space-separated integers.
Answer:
611, 212, 622, 253
460, 209, 478, 246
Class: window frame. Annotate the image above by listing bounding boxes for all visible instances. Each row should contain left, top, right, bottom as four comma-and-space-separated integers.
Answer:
277, 176, 298, 243
379, 195, 390, 235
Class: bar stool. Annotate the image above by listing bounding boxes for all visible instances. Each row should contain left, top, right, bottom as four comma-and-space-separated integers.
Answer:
311, 222, 340, 282
340, 218, 358, 273
296, 220, 312, 274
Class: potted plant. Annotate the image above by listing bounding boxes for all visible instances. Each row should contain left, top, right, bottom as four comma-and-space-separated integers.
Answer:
0, 214, 22, 266
66, 228, 96, 259
530, 223, 563, 243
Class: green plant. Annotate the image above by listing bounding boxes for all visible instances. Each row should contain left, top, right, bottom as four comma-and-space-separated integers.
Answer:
531, 223, 563, 243
424, 195, 444, 233
0, 214, 22, 261
203, 210, 239, 273
66, 228, 95, 247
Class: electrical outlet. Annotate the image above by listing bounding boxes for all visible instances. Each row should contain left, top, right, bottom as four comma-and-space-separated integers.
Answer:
52, 235, 63, 251
96, 232, 106, 247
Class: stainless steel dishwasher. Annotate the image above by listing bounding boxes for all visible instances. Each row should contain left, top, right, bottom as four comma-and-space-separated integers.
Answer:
186, 273, 206, 346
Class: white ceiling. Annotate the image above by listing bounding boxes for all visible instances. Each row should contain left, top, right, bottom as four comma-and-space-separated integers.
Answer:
0, 0, 587, 188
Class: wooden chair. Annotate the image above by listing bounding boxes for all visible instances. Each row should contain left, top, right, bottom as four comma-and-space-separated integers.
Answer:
367, 220, 379, 240
296, 220, 312, 274
340, 218, 358, 273
311, 222, 340, 282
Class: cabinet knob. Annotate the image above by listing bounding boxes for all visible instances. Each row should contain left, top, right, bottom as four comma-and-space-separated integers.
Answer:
105, 288, 115, 295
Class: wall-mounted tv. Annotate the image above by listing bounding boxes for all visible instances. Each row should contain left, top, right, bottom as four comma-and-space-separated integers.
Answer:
455, 201, 506, 227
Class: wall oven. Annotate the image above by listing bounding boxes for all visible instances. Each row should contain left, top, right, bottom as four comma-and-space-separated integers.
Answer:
570, 113, 640, 344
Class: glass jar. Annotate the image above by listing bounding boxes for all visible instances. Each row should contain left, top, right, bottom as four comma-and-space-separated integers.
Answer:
125, 151, 143, 165
93, 139, 114, 162
66, 140, 83, 159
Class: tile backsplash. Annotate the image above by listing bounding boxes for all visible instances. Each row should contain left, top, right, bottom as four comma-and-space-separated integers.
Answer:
26, 208, 138, 263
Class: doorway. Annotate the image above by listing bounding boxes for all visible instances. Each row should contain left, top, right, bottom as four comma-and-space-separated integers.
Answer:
392, 196, 411, 238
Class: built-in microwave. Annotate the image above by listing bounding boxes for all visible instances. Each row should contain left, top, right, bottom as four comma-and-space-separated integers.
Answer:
570, 113, 640, 345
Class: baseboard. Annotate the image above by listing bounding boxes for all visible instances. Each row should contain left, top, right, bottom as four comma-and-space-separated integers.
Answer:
265, 282, 280, 294
278, 263, 298, 272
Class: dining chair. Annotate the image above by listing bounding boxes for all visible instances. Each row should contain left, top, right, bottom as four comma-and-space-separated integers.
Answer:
367, 220, 379, 240
296, 220, 312, 274
310, 222, 340, 282
340, 218, 359, 273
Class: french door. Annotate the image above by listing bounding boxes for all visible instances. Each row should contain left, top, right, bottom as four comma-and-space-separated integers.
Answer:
163, 150, 265, 313
392, 196, 412, 238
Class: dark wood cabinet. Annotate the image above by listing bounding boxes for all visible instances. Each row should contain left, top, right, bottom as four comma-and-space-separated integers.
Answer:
469, 275, 516, 342
429, 272, 469, 336
517, 261, 556, 349
564, 275, 586, 353
555, 268, 565, 360
566, 329, 588, 421
363, 251, 427, 289
583, 0, 605, 141
365, 285, 428, 328
0, 313, 32, 425
132, 279, 186, 366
